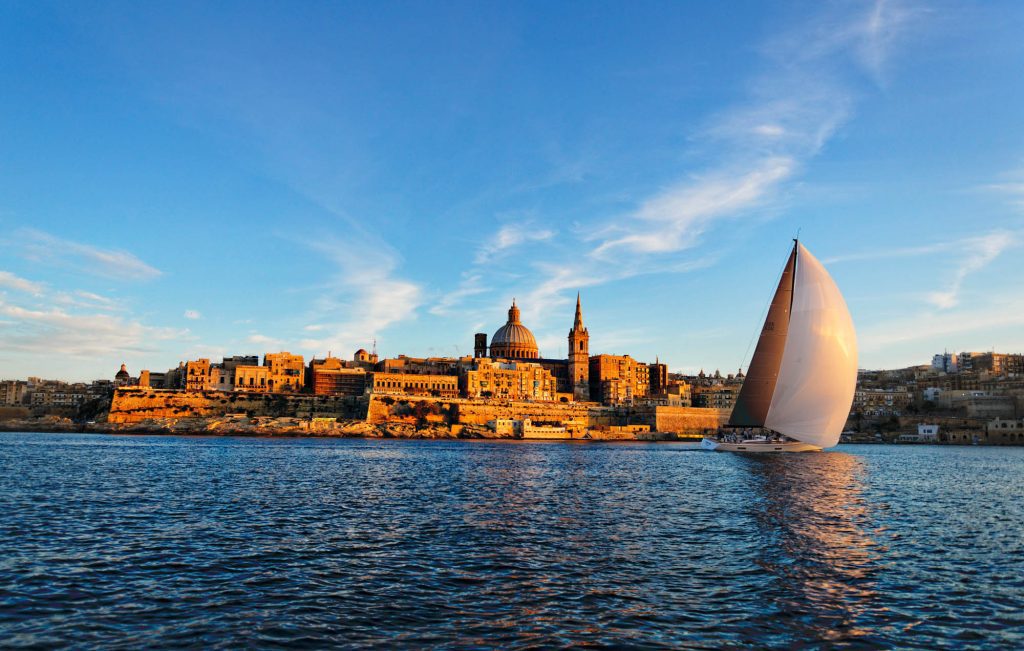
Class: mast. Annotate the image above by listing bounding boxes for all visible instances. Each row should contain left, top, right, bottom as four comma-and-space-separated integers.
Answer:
727, 241, 799, 428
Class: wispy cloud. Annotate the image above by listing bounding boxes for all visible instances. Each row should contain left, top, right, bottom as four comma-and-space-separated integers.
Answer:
982, 166, 1024, 209
474, 224, 556, 264
184, 309, 201, 320
859, 290, 1024, 367
52, 289, 123, 311
0, 271, 45, 295
297, 237, 421, 357
429, 272, 488, 317
590, 1, 914, 263
0, 301, 183, 357
824, 242, 954, 264
591, 157, 795, 258
11, 228, 162, 281
827, 229, 1017, 310
926, 231, 1016, 309
478, 0, 918, 329
247, 333, 282, 348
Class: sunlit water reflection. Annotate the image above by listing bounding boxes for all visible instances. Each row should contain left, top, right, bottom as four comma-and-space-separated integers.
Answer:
1, 434, 1022, 648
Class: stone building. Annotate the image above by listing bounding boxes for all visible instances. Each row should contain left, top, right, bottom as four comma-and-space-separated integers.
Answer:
486, 300, 540, 360
691, 384, 740, 410
368, 372, 459, 398
987, 418, 1024, 444
234, 365, 271, 392
567, 293, 590, 401
470, 295, 664, 405
264, 352, 305, 392
353, 348, 380, 369
185, 359, 212, 391
310, 357, 368, 396
380, 356, 461, 376
0, 380, 28, 406
461, 358, 558, 401
589, 354, 650, 405
115, 363, 134, 387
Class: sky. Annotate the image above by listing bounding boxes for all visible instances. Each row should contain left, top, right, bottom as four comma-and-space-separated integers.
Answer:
2, 1, 1024, 382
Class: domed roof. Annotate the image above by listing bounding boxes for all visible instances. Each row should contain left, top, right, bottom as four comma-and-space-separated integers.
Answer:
492, 322, 538, 348
490, 301, 539, 357
115, 363, 130, 379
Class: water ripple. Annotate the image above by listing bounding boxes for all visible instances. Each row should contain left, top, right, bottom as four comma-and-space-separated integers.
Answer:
1, 434, 1022, 648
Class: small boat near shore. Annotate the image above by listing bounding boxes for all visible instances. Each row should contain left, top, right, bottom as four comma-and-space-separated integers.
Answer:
702, 240, 857, 453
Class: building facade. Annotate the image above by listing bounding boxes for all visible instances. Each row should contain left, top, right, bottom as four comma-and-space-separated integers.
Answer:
368, 372, 459, 398
461, 358, 557, 401
264, 352, 305, 392
589, 354, 651, 405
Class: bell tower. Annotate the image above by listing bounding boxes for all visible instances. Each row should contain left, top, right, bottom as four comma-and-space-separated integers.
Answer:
568, 292, 590, 401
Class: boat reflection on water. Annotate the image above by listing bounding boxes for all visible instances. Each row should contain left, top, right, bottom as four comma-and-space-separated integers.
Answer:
740, 450, 886, 646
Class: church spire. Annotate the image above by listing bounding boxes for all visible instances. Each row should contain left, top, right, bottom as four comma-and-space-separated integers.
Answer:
573, 292, 584, 330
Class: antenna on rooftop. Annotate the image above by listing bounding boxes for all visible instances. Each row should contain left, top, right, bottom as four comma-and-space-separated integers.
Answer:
372, 338, 377, 357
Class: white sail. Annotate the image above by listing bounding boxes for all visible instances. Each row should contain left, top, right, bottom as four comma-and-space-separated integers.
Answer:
764, 244, 857, 448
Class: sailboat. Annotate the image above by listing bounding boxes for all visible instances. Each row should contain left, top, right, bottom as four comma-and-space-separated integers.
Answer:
701, 240, 857, 452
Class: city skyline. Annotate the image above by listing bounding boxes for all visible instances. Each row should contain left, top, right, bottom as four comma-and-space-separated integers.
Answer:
3, 1, 1024, 382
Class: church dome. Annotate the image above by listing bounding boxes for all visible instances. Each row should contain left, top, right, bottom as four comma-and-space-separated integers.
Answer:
490, 301, 539, 359
115, 363, 130, 380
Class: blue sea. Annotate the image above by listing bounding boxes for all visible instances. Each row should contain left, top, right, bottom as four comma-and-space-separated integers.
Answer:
1, 433, 1022, 648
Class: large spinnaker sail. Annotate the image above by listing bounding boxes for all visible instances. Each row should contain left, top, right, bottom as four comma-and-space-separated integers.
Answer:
728, 243, 797, 428
764, 244, 858, 448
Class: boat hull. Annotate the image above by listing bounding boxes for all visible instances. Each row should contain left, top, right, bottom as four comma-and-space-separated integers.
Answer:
700, 437, 822, 453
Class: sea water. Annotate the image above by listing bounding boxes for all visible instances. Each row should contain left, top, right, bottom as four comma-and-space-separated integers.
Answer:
0, 433, 1021, 648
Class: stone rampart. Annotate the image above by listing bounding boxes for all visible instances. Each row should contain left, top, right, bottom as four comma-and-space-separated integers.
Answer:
108, 388, 367, 424
648, 405, 730, 434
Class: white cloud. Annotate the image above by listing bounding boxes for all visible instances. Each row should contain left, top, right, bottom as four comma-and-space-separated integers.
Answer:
12, 228, 162, 280
429, 273, 489, 317
753, 124, 786, 137
824, 242, 954, 264
297, 237, 422, 358
430, 2, 920, 338
926, 231, 1015, 309
184, 309, 202, 320
247, 333, 282, 348
0, 301, 184, 357
474, 224, 556, 264
591, 157, 795, 258
0, 271, 45, 294
982, 166, 1024, 209
588, 2, 914, 264
859, 291, 1024, 368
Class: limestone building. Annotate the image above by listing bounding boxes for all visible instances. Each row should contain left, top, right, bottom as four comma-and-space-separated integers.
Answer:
234, 365, 271, 392
368, 372, 459, 398
185, 359, 212, 391
589, 354, 650, 405
567, 293, 590, 401
484, 300, 540, 360
471, 294, 664, 405
310, 357, 368, 396
264, 352, 305, 392
0, 380, 27, 406
461, 358, 558, 401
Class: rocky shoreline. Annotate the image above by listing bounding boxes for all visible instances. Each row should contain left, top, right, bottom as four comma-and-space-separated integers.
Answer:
0, 416, 690, 441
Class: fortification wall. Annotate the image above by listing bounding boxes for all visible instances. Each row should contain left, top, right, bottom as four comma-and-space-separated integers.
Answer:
108, 388, 367, 424
648, 406, 730, 434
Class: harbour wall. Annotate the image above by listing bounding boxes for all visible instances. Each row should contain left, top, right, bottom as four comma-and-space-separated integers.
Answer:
108, 388, 367, 424
108, 388, 730, 436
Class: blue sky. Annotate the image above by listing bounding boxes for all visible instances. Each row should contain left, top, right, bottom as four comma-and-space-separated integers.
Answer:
2, 1, 1024, 382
